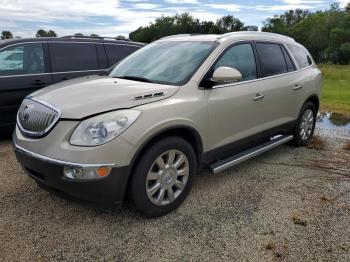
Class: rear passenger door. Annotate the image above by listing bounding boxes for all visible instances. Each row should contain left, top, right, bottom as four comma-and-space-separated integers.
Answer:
104, 44, 140, 66
49, 42, 104, 83
254, 42, 297, 127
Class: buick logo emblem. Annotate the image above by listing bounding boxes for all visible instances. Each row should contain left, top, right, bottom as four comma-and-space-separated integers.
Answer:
22, 105, 32, 122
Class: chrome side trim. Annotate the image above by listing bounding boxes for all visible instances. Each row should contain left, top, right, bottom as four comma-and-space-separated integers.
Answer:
0, 69, 103, 78
13, 141, 116, 168
210, 135, 293, 174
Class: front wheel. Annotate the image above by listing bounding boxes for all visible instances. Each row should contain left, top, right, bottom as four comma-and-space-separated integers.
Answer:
129, 137, 197, 217
291, 102, 317, 147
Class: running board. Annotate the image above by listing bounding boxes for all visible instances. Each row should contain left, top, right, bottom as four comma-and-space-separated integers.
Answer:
210, 135, 293, 174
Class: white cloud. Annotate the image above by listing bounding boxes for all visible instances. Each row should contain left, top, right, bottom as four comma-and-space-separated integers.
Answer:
165, 0, 199, 4
205, 4, 241, 12
280, 0, 324, 3
133, 3, 161, 9
337, 0, 349, 7
255, 4, 315, 11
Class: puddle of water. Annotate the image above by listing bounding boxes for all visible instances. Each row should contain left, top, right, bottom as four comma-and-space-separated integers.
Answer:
316, 112, 350, 130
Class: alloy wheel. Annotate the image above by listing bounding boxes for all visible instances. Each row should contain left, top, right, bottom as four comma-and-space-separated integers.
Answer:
146, 150, 189, 206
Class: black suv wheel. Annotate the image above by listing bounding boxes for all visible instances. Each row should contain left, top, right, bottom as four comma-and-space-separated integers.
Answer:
292, 102, 317, 147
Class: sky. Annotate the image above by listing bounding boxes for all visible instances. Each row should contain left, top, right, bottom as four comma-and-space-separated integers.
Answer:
0, 0, 348, 38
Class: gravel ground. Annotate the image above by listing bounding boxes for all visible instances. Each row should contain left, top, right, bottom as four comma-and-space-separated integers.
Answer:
1, 129, 350, 262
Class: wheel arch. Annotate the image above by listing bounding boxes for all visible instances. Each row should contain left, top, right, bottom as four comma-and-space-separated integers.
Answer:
129, 125, 203, 169
304, 94, 320, 112
123, 125, 203, 200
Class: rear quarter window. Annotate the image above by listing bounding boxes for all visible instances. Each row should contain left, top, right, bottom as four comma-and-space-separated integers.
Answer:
104, 44, 140, 66
255, 42, 288, 77
287, 44, 312, 69
50, 43, 99, 72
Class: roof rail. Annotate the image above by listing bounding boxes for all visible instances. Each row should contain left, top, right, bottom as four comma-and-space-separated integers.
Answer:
60, 35, 131, 41
218, 31, 295, 42
158, 34, 191, 40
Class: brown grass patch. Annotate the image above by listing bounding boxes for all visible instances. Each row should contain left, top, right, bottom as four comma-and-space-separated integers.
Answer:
343, 141, 350, 151
307, 135, 327, 150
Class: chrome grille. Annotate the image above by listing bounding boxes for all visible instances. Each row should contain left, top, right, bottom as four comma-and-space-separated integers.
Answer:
17, 98, 61, 137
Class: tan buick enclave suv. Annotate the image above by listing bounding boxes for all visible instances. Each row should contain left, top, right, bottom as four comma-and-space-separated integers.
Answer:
13, 32, 322, 217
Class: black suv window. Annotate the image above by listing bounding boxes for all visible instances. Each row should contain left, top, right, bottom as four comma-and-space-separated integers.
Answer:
214, 43, 257, 81
51, 43, 99, 72
0, 43, 45, 76
255, 42, 288, 77
104, 44, 140, 66
287, 44, 312, 69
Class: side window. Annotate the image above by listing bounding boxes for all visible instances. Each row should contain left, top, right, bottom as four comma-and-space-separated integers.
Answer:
0, 43, 44, 76
281, 45, 295, 72
255, 42, 288, 77
104, 44, 140, 66
51, 43, 99, 72
214, 43, 257, 81
287, 44, 312, 69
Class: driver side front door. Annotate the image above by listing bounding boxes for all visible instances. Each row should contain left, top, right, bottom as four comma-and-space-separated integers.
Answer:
206, 42, 272, 155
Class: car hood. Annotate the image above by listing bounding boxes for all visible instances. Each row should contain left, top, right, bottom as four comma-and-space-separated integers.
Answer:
31, 75, 179, 119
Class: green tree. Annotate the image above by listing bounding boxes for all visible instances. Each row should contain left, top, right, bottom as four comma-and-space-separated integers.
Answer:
1, 30, 13, 40
36, 29, 57, 37
129, 13, 255, 43
90, 33, 99, 37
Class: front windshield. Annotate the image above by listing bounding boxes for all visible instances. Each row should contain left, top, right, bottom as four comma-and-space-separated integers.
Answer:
109, 41, 217, 85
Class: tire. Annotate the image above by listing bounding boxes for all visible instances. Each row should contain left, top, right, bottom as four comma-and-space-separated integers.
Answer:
291, 101, 317, 147
129, 136, 197, 218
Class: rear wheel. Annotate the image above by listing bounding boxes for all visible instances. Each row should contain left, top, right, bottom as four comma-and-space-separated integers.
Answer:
129, 137, 197, 217
291, 102, 316, 147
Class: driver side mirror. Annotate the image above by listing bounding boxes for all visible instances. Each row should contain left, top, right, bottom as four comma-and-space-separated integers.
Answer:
211, 66, 242, 84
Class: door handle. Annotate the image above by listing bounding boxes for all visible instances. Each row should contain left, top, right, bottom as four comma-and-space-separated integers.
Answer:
253, 93, 265, 101
32, 80, 46, 86
293, 84, 303, 90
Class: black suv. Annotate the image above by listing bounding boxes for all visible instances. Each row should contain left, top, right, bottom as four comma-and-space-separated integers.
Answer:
0, 36, 143, 134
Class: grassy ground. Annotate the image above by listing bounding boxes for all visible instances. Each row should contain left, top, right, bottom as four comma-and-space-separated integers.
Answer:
319, 64, 350, 116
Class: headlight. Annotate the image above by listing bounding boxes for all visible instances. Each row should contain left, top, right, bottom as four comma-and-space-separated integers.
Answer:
70, 110, 141, 146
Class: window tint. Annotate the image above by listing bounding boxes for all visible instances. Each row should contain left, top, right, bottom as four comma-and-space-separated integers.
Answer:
287, 44, 312, 69
281, 45, 295, 72
105, 44, 140, 66
0, 43, 44, 76
255, 43, 288, 77
214, 43, 257, 81
51, 43, 99, 72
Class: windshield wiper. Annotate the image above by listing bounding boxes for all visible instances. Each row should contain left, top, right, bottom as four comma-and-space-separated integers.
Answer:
116, 75, 154, 83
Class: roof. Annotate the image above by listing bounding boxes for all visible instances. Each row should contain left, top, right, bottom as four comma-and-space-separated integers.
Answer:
157, 31, 296, 44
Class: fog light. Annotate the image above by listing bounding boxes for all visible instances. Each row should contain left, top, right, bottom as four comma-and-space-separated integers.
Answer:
63, 167, 112, 180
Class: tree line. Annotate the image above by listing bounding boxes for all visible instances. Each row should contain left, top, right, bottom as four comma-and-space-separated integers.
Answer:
129, 3, 350, 64
2, 3, 349, 64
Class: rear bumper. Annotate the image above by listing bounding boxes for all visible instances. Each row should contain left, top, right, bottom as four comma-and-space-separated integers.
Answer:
14, 142, 131, 206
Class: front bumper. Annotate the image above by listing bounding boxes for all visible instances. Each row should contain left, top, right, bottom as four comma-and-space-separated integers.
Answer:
14, 142, 131, 205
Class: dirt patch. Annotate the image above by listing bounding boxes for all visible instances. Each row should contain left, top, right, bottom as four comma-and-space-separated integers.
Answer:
307, 135, 327, 150
343, 141, 350, 151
